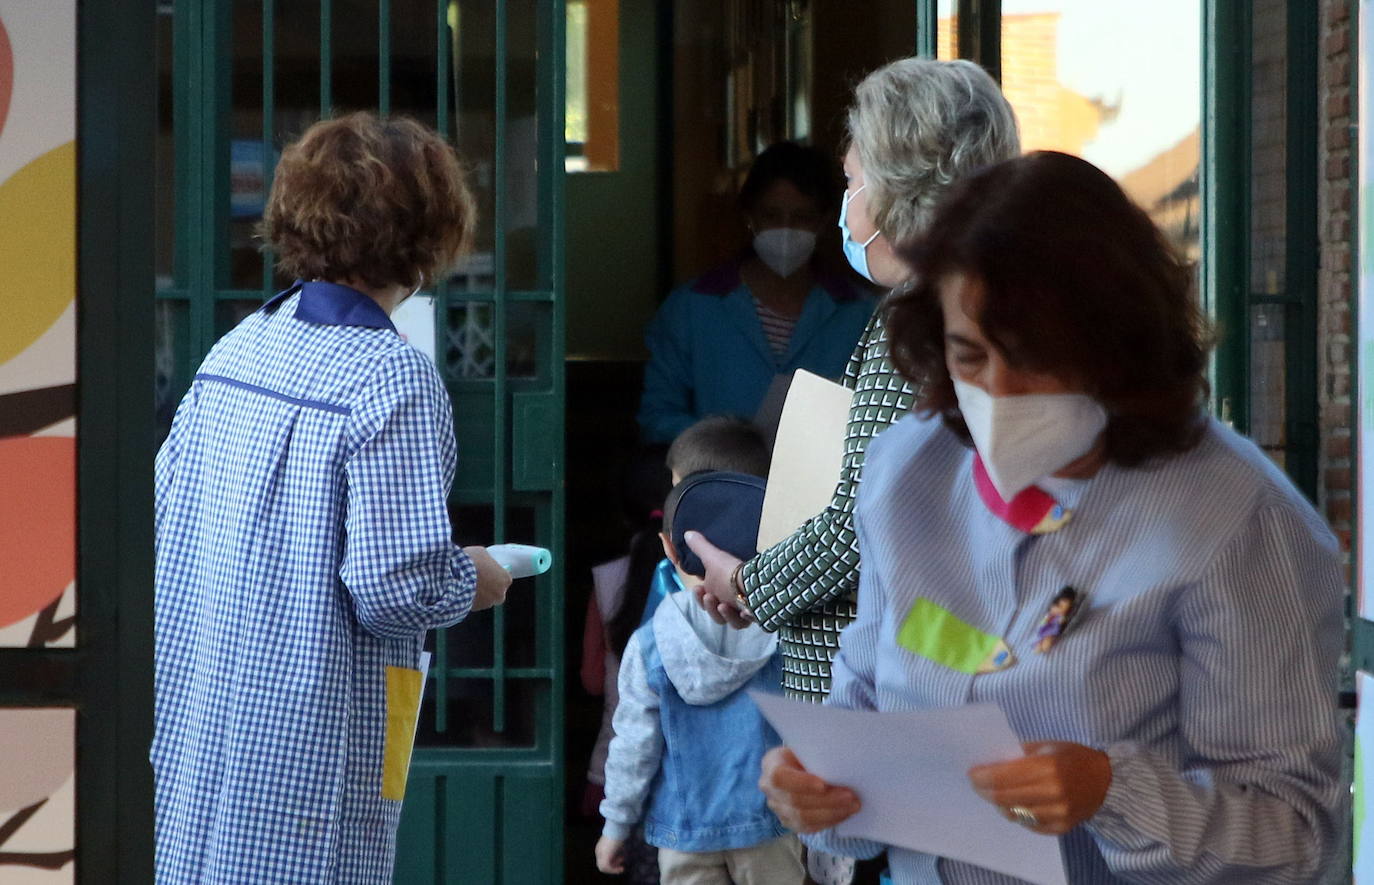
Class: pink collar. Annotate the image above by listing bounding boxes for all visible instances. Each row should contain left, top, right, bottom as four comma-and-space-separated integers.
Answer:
972, 455, 1072, 535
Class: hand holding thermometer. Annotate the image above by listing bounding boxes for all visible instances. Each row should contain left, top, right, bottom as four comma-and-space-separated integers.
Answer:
485, 544, 553, 579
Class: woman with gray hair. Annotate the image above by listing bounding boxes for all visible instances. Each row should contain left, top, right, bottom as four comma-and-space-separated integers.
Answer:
685, 57, 1018, 884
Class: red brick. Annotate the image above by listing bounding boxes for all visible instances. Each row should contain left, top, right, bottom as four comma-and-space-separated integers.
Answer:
1327, 434, 1352, 459
1329, 496, 1352, 523
1328, 124, 1351, 150
1330, 0, 1350, 25
1326, 467, 1352, 491
1327, 154, 1351, 179
1326, 28, 1349, 57
1326, 92, 1350, 120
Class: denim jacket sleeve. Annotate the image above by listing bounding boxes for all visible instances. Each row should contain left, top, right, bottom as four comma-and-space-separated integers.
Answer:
599, 631, 665, 840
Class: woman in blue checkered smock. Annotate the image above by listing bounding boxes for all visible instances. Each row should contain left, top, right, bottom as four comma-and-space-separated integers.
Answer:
152, 113, 511, 884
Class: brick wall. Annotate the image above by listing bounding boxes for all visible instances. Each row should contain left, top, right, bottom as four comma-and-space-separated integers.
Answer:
1318, 0, 1354, 565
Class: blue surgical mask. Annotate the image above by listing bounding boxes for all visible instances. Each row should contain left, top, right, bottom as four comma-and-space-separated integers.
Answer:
839, 185, 881, 283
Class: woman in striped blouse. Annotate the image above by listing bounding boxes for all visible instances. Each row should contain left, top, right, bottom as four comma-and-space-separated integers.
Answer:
759, 151, 1345, 883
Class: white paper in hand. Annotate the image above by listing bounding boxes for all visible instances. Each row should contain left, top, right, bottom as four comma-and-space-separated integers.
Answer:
756, 370, 854, 550
750, 692, 1068, 885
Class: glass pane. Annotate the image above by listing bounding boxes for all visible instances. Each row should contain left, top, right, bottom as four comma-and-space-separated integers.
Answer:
224, 0, 267, 290
504, 0, 545, 289
326, 0, 380, 112
388, 0, 440, 130
156, 4, 177, 289
504, 302, 546, 380
1250, 0, 1287, 294
417, 678, 542, 748
1249, 304, 1287, 467
785, 8, 811, 141
565, 0, 619, 173
999, 0, 1202, 261
937, 0, 958, 60
503, 505, 540, 668
215, 299, 262, 338
449, 1, 498, 288
266, 2, 322, 291
155, 299, 193, 444
447, 301, 497, 378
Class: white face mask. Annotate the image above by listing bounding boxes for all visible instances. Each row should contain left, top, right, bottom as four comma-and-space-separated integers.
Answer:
753, 227, 817, 278
952, 376, 1108, 501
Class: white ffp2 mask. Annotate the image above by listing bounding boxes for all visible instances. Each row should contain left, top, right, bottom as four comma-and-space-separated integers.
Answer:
753, 227, 817, 278
952, 376, 1108, 501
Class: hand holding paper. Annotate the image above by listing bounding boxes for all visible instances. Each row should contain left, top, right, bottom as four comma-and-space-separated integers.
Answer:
759, 746, 862, 833
967, 740, 1112, 836
750, 692, 1069, 885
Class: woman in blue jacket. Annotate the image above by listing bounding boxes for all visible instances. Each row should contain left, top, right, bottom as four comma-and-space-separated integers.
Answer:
637, 142, 876, 444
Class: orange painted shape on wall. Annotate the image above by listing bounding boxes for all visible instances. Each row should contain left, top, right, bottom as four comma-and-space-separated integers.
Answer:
0, 16, 11, 139
0, 436, 75, 628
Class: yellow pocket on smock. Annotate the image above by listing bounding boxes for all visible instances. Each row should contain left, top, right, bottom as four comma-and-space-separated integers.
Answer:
382, 665, 423, 800
896, 598, 1015, 674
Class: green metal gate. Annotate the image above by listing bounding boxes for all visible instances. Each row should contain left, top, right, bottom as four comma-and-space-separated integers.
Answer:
154, 2, 566, 881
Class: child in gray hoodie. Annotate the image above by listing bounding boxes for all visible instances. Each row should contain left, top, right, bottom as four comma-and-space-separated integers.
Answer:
595, 417, 804, 883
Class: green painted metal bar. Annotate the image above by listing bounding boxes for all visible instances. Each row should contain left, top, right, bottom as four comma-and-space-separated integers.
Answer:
432, 0, 453, 740
182, 0, 208, 358
541, 0, 569, 830
1201, 0, 1250, 429
492, 0, 510, 734
447, 667, 553, 679
917, 0, 937, 58
409, 753, 556, 773
77, 2, 157, 878
1282, 0, 1319, 500
435, 622, 449, 733
210, 0, 233, 311
171, 1, 192, 294
320, 0, 333, 116
379, 0, 391, 115
262, 0, 276, 295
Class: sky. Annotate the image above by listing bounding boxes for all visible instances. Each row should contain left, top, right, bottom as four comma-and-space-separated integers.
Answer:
1000, 0, 1202, 177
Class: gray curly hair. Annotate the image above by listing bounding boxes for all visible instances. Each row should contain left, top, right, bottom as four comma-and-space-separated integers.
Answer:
847, 58, 1020, 245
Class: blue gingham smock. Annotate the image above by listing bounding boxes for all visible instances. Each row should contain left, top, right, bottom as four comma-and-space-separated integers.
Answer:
153, 282, 478, 884
804, 413, 1345, 884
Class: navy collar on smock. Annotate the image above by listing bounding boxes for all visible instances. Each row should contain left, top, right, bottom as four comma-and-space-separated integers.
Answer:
262, 280, 396, 332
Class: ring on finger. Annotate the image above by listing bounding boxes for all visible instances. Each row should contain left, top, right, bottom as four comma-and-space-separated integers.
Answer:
1007, 805, 1039, 828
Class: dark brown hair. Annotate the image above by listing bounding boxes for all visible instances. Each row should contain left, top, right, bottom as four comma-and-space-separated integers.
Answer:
260, 112, 476, 290
886, 151, 1212, 466
665, 416, 770, 487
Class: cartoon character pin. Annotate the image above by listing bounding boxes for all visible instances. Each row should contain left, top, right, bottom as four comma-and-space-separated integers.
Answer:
1034, 587, 1079, 654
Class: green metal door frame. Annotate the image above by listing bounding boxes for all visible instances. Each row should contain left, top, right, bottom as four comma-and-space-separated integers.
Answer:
77, 0, 157, 880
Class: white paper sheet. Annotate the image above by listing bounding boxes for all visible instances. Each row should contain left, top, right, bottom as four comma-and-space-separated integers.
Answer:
756, 370, 855, 550
750, 692, 1068, 885
415, 651, 432, 733
392, 294, 437, 364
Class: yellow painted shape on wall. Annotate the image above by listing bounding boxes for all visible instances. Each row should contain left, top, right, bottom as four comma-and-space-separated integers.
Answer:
0, 141, 75, 365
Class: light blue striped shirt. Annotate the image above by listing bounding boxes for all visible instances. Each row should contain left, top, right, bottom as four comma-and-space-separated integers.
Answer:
804, 413, 1345, 883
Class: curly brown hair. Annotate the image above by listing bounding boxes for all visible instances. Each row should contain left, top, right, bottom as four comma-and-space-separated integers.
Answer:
886, 151, 1213, 467
259, 112, 475, 290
